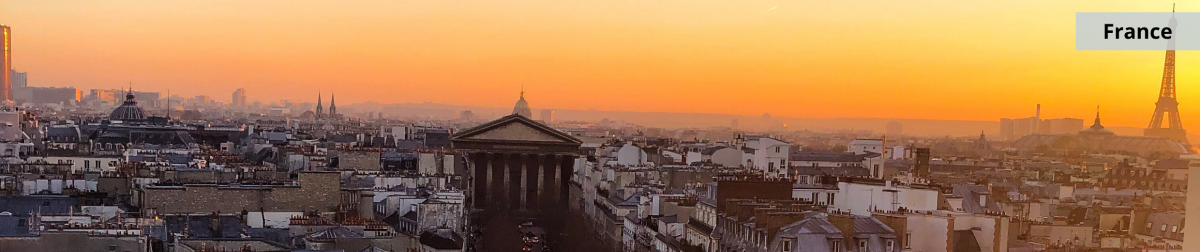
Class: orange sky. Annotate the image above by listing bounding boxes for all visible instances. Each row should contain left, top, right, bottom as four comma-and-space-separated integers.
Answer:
2, 0, 1197, 128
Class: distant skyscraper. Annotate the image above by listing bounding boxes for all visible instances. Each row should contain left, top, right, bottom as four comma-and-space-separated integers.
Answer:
999, 105, 1044, 140
885, 121, 902, 136
1, 25, 10, 101
193, 95, 211, 105
999, 118, 1014, 140
231, 88, 246, 107
540, 109, 554, 123
88, 89, 124, 104
10, 70, 24, 88
460, 110, 475, 121
1043, 118, 1084, 134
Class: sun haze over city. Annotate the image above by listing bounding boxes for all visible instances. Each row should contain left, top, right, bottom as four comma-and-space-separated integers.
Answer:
1, 0, 1197, 129
7, 1, 1200, 252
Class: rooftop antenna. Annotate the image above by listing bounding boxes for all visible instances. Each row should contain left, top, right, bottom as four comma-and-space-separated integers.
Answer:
167, 89, 171, 119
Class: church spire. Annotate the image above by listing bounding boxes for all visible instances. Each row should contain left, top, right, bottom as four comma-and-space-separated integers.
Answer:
329, 93, 337, 117
316, 91, 324, 118
1091, 105, 1104, 130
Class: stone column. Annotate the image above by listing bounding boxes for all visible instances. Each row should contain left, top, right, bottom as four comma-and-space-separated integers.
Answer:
540, 154, 557, 211
558, 155, 574, 204
489, 152, 506, 210
473, 152, 488, 209
524, 154, 540, 211
507, 153, 522, 211
518, 153, 529, 211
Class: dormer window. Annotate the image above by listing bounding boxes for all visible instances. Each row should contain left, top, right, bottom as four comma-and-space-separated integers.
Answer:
830, 239, 843, 252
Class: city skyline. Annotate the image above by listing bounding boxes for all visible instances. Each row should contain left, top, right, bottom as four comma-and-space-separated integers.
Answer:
0, 2, 1195, 252
1, 1, 1197, 129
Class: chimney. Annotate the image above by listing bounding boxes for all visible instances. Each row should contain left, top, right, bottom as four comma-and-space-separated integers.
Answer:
209, 212, 221, 235
359, 190, 375, 219
828, 214, 857, 243
1036, 104, 1041, 119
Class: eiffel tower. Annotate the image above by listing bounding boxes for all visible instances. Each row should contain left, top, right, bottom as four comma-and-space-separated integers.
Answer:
1145, 6, 1190, 147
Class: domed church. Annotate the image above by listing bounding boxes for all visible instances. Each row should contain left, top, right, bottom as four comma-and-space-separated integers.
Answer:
83, 89, 196, 153
512, 88, 532, 118
108, 89, 147, 121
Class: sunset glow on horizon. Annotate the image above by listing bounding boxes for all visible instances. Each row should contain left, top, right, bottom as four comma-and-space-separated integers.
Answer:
3, 0, 1198, 128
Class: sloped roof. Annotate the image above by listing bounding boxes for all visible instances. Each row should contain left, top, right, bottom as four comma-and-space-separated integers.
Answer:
701, 146, 729, 155
0, 196, 76, 216
359, 245, 390, 252
306, 226, 364, 241
46, 125, 81, 141
164, 215, 247, 239
1155, 159, 1190, 169
418, 229, 463, 249
789, 151, 866, 162
952, 185, 1002, 214
851, 215, 896, 237
953, 230, 983, 252
1011, 134, 1188, 155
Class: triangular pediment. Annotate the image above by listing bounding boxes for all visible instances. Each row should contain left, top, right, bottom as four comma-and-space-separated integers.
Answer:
453, 114, 582, 144
462, 121, 566, 142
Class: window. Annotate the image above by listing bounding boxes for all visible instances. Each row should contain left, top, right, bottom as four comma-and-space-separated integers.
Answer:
858, 240, 867, 252
828, 193, 836, 205
96, 160, 101, 168
1172, 225, 1178, 232
1162, 224, 1168, 232
887, 239, 895, 251
776, 146, 781, 153
906, 233, 912, 248
84, 161, 90, 168
1148, 222, 1154, 230
782, 239, 793, 251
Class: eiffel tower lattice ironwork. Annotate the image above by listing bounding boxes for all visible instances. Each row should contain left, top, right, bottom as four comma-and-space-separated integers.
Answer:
1145, 6, 1189, 147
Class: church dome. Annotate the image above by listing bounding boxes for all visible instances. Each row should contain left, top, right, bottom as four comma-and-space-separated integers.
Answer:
109, 90, 147, 121
512, 90, 532, 118
1078, 108, 1113, 136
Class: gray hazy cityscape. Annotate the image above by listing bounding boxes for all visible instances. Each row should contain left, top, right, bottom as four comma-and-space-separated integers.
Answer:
0, 4, 1198, 252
